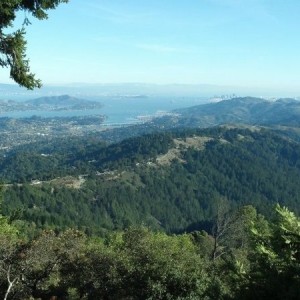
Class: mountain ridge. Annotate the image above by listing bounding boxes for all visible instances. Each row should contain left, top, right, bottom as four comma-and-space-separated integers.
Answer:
150, 97, 300, 128
2, 127, 300, 233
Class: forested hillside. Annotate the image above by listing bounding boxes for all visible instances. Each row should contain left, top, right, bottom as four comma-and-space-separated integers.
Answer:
2, 126, 300, 235
1, 1, 300, 298
1, 202, 299, 299
153, 97, 300, 128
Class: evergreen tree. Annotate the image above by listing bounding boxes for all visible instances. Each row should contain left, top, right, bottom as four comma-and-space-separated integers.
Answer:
239, 205, 300, 299
0, 0, 68, 89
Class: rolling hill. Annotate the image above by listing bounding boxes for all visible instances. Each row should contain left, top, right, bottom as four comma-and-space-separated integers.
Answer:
152, 97, 300, 128
2, 126, 300, 234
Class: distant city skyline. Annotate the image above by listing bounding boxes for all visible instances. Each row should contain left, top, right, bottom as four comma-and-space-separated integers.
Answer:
1, 0, 300, 94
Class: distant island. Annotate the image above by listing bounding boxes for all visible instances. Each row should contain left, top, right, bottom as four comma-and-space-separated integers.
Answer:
120, 94, 149, 99
0, 95, 103, 113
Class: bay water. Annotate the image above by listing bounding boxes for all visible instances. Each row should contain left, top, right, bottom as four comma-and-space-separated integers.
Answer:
0, 96, 208, 126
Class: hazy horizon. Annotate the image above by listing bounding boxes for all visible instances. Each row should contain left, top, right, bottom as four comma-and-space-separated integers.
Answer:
0, 81, 300, 102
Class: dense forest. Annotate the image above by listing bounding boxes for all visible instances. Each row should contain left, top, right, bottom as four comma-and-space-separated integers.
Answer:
1, 0, 299, 298
1, 126, 300, 236
0, 123, 299, 299
0, 203, 299, 299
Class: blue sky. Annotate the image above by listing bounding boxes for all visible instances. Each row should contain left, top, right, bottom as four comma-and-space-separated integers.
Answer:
1, 0, 300, 93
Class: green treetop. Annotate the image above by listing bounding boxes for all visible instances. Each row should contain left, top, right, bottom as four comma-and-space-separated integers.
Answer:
0, 0, 68, 89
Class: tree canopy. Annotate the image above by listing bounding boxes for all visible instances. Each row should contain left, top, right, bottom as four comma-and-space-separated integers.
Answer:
0, 0, 68, 89
0, 204, 299, 299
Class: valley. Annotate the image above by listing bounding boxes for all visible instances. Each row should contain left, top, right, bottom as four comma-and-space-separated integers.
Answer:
0, 95, 300, 299
1, 125, 300, 235
1, 1, 299, 298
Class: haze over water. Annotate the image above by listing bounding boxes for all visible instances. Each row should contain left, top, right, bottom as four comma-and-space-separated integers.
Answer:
0, 96, 208, 125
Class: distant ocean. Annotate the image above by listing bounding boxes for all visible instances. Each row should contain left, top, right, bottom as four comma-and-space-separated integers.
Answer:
0, 97, 208, 126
